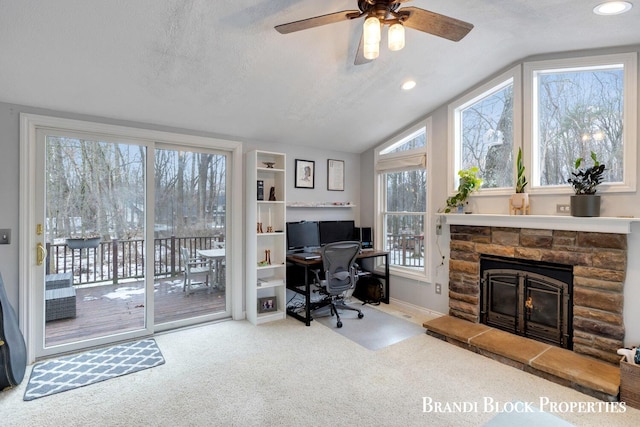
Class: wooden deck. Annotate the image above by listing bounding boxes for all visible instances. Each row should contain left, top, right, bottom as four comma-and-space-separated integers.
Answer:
45, 276, 226, 347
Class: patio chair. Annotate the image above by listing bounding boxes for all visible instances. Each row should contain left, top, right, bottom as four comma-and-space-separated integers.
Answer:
180, 247, 212, 295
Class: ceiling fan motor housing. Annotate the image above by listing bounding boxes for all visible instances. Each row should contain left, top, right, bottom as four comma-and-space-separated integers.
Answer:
358, 0, 402, 21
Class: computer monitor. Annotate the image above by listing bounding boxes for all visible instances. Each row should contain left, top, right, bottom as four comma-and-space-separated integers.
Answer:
286, 221, 320, 251
318, 220, 356, 245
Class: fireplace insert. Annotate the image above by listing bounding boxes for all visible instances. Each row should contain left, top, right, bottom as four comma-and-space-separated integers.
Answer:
480, 255, 573, 349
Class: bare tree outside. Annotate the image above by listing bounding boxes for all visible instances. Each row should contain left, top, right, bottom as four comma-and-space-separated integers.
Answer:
536, 68, 623, 186
46, 138, 226, 244
459, 83, 514, 189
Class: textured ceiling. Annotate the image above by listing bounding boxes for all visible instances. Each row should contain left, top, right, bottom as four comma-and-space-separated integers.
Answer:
1, 1, 639, 153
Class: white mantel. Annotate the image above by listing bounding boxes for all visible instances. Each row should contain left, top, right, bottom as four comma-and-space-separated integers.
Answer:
442, 213, 640, 234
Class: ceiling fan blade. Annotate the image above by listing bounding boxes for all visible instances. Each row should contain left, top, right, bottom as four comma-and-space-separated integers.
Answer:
400, 7, 473, 42
275, 10, 360, 34
354, 30, 373, 66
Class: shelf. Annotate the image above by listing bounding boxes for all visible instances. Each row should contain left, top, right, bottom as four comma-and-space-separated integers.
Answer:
287, 202, 355, 208
257, 167, 285, 173
257, 279, 285, 289
442, 213, 640, 234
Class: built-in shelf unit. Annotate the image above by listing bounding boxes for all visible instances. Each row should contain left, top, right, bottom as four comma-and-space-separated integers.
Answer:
246, 150, 287, 325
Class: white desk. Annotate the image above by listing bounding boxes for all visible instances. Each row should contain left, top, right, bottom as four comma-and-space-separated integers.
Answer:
197, 249, 226, 288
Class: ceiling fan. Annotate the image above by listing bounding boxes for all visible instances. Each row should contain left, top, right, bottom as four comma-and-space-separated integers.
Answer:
275, 0, 474, 65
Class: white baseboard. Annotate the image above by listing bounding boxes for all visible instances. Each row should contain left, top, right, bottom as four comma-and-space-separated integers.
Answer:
388, 297, 445, 318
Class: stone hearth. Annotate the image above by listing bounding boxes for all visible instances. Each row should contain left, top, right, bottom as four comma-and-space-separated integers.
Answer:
448, 224, 626, 364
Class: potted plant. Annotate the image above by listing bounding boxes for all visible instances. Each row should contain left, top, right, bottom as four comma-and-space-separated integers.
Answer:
444, 167, 483, 213
567, 151, 605, 217
66, 234, 102, 250
509, 147, 529, 215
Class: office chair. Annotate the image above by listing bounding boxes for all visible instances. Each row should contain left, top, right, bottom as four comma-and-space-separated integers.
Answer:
312, 241, 364, 328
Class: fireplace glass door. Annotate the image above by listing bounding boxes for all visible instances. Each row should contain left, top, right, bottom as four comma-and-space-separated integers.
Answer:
481, 258, 572, 349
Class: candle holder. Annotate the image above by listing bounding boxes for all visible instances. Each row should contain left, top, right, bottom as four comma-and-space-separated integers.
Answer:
259, 249, 271, 266
257, 222, 263, 233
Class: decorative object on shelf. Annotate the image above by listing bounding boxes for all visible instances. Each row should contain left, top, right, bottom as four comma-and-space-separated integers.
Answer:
66, 236, 101, 250
443, 167, 482, 213
269, 186, 276, 201
327, 159, 344, 191
258, 250, 271, 267
262, 161, 275, 169
257, 180, 264, 201
509, 147, 530, 215
257, 296, 277, 313
567, 151, 605, 217
295, 159, 315, 189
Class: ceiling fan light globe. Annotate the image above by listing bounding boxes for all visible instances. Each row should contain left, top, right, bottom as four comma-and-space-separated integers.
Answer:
364, 42, 380, 60
363, 16, 381, 44
388, 23, 405, 51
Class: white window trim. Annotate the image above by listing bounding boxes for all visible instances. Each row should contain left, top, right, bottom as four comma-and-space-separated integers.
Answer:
524, 52, 637, 194
448, 65, 522, 197
375, 119, 432, 282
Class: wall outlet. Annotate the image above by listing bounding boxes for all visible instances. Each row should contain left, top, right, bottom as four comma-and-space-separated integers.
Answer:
556, 204, 571, 214
435, 283, 442, 294
0, 229, 10, 244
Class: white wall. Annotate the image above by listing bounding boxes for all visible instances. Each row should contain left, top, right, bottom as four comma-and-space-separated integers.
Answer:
243, 140, 362, 225
0, 104, 21, 306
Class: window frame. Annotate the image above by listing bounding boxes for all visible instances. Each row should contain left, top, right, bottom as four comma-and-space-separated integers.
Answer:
448, 65, 522, 197
524, 52, 637, 194
375, 120, 432, 282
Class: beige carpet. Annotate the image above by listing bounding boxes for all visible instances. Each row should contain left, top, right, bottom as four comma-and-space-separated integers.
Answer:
1, 312, 637, 426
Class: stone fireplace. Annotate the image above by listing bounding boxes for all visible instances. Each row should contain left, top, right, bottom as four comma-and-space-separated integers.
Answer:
447, 222, 627, 364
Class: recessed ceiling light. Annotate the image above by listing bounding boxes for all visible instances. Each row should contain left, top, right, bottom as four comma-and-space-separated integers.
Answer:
593, 1, 633, 15
401, 80, 416, 90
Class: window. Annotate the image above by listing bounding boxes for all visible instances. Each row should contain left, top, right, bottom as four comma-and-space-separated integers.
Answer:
375, 123, 430, 279
526, 53, 637, 192
450, 66, 521, 193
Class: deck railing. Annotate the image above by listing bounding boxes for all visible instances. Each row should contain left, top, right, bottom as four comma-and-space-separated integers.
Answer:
386, 233, 424, 268
47, 233, 422, 285
46, 235, 223, 285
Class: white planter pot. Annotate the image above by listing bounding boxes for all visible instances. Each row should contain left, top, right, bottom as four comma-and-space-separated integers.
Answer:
509, 193, 530, 215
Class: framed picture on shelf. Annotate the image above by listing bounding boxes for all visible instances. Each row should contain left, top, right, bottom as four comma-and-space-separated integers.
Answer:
327, 159, 344, 191
258, 296, 278, 313
295, 159, 315, 189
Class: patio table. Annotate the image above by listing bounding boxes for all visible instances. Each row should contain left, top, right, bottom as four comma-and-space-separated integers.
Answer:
197, 249, 225, 289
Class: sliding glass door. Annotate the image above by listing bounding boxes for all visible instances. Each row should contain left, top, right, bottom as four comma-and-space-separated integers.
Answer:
25, 116, 237, 360
41, 131, 150, 353
153, 146, 230, 327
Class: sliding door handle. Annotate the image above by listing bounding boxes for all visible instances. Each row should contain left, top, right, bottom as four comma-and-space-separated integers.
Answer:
36, 242, 47, 266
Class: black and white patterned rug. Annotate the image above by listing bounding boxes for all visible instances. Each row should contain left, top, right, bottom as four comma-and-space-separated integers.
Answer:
24, 338, 165, 401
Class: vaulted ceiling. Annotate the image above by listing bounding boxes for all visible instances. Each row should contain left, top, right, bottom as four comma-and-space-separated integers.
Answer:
1, 1, 639, 153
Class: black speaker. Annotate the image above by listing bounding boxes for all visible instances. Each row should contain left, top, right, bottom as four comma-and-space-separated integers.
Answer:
359, 227, 373, 249
257, 180, 264, 201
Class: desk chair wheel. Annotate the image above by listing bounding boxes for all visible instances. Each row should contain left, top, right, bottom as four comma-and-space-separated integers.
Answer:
337, 320, 343, 328
358, 312, 364, 319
